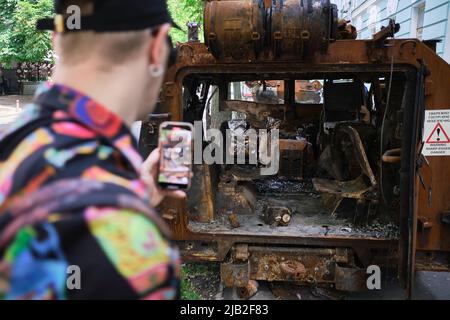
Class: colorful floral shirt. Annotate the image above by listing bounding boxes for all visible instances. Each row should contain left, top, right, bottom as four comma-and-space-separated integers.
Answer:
0, 83, 180, 300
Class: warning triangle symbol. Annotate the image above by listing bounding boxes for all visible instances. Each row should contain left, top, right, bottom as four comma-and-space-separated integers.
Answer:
426, 122, 450, 144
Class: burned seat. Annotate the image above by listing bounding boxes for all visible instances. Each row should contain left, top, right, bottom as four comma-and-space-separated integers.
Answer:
315, 80, 378, 218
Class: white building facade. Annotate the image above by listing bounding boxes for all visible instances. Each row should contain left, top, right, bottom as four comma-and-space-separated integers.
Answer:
332, 0, 450, 62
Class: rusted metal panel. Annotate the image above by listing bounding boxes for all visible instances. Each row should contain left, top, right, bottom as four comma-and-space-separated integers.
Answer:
222, 246, 369, 291
415, 46, 450, 252
170, 38, 438, 69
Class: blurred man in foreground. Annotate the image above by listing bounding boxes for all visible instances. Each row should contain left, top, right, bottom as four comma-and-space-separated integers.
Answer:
0, 0, 184, 300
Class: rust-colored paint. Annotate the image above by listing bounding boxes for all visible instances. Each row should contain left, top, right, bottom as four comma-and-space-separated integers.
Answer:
159, 36, 450, 285
415, 45, 450, 252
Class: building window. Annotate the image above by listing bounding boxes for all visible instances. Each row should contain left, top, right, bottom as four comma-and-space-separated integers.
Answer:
414, 3, 425, 40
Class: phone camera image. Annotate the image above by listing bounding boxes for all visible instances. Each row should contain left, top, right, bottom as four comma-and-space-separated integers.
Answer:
158, 123, 193, 190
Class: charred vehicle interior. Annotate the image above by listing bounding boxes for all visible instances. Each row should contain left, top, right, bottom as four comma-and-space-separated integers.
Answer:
139, 0, 450, 297
184, 72, 405, 240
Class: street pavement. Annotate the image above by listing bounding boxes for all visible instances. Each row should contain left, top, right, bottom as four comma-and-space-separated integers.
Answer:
222, 272, 450, 300
0, 95, 32, 126
0, 95, 33, 108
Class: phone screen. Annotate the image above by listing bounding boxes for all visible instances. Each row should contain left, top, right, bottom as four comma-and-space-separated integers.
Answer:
158, 123, 193, 190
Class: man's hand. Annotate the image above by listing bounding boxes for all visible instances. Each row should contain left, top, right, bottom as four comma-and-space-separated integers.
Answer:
140, 148, 187, 208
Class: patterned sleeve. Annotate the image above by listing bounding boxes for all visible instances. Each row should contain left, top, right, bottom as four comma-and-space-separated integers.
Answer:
1, 207, 180, 300
83, 207, 180, 300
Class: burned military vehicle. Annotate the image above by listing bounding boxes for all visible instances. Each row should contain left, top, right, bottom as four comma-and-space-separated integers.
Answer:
140, 0, 450, 297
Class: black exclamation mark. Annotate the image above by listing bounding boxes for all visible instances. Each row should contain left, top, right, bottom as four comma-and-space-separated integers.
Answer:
437, 128, 441, 142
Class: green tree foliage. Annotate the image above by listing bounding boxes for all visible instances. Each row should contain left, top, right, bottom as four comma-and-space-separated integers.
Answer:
168, 0, 205, 44
0, 0, 204, 66
0, 0, 54, 66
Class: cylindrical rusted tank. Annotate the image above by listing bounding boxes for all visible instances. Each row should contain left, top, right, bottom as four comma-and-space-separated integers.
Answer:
204, 0, 266, 61
271, 0, 337, 59
204, 0, 337, 61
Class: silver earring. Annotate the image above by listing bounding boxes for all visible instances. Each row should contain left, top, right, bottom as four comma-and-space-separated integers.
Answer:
149, 64, 164, 78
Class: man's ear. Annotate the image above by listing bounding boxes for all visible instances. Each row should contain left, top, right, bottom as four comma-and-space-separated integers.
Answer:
149, 23, 172, 67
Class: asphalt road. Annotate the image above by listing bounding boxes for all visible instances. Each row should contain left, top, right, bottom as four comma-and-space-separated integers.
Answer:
349, 271, 450, 300
0, 95, 32, 126
0, 95, 33, 108
222, 272, 450, 300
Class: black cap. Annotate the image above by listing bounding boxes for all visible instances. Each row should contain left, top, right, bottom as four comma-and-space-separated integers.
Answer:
37, 0, 179, 33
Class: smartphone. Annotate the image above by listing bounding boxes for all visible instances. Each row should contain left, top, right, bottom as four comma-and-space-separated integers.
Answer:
158, 122, 194, 190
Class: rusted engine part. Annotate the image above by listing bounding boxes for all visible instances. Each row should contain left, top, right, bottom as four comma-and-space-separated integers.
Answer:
204, 0, 265, 61
270, 0, 337, 60
221, 246, 367, 292
263, 206, 293, 227
204, 0, 338, 61
138, 113, 171, 159
315, 125, 379, 218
